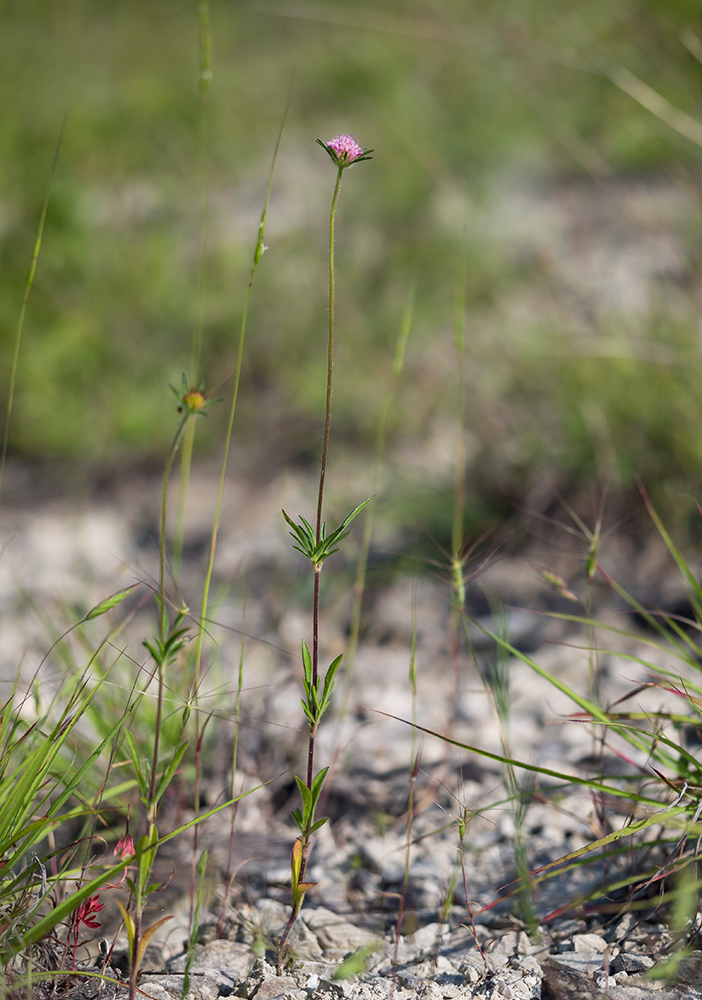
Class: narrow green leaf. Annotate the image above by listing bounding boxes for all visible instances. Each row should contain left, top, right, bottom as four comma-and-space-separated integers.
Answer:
154, 741, 189, 805
301, 641, 313, 685
322, 654, 343, 705
142, 640, 162, 665
643, 490, 702, 617
310, 766, 329, 806
85, 584, 138, 621
294, 775, 313, 823
338, 497, 373, 530
137, 824, 158, 897
309, 771, 328, 804
124, 730, 147, 798
299, 516, 315, 537
379, 709, 666, 807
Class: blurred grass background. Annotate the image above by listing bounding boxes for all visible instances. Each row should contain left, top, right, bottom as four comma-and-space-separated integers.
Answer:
2, 0, 702, 543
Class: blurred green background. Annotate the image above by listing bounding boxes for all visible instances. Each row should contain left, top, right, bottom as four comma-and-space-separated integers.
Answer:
2, 0, 702, 538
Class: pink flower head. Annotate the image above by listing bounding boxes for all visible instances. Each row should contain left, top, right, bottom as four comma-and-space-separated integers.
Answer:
114, 834, 135, 861
316, 134, 373, 168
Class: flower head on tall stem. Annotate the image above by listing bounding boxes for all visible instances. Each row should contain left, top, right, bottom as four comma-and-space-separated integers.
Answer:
316, 134, 373, 168
277, 133, 372, 972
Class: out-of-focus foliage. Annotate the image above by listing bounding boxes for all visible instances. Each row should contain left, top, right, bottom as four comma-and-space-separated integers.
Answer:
1, 0, 702, 534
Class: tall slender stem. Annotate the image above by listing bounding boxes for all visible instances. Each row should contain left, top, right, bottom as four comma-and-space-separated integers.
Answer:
298, 165, 343, 879
315, 165, 344, 545
159, 417, 189, 645
150, 414, 189, 810
173, 0, 213, 574
0, 118, 66, 513
309, 166, 343, 785
279, 139, 370, 970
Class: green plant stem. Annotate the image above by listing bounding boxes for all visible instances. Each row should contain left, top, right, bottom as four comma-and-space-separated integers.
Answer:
300, 164, 343, 872
279, 163, 344, 967
192, 84, 289, 697
448, 216, 469, 734
315, 164, 344, 546
393, 751, 419, 982
307, 162, 343, 778
0, 117, 65, 513
160, 417, 189, 646
173, 0, 212, 575
188, 88, 289, 933
343, 283, 413, 694
218, 601, 247, 935
150, 414, 189, 815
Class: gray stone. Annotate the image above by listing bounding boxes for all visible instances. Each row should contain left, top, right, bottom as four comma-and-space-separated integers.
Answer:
134, 986, 171, 1000
596, 973, 618, 990
611, 953, 655, 974
304, 910, 380, 954
554, 951, 606, 976
540, 959, 600, 999
573, 933, 609, 954
168, 939, 253, 987
405, 922, 448, 955
253, 974, 297, 999
459, 959, 482, 984
139, 977, 220, 1000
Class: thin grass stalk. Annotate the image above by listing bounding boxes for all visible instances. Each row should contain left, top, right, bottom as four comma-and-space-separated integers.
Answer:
585, 515, 610, 841
0, 117, 66, 512
448, 214, 469, 735
188, 92, 289, 926
393, 574, 419, 972
343, 282, 414, 700
392, 752, 419, 985
481, 594, 539, 932
173, 0, 213, 574
458, 811, 489, 966
125, 413, 189, 1000
316, 289, 413, 822
159, 416, 190, 651
218, 602, 246, 933
192, 89, 290, 703
431, 805, 487, 973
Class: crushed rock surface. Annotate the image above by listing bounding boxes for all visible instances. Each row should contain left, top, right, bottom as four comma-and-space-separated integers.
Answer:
3, 466, 702, 998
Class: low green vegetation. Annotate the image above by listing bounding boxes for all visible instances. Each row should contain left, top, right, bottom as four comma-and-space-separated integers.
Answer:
1, 0, 702, 534
4, 1, 702, 993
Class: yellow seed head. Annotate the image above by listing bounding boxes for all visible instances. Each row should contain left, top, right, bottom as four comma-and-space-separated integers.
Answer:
182, 390, 206, 413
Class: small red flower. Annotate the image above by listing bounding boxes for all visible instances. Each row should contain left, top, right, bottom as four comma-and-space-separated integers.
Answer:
70, 894, 105, 969
114, 834, 136, 861
74, 895, 105, 931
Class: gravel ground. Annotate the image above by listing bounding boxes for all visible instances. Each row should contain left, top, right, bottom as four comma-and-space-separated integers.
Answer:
3, 457, 702, 998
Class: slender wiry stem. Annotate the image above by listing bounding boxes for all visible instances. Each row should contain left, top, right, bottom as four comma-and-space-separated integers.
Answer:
189, 85, 290, 929
298, 166, 344, 863
279, 165, 345, 963
315, 165, 344, 545
173, 0, 213, 574
343, 283, 414, 699
192, 88, 290, 696
150, 414, 189, 812
159, 417, 189, 645
449, 213, 469, 734
307, 165, 343, 797
0, 117, 66, 513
